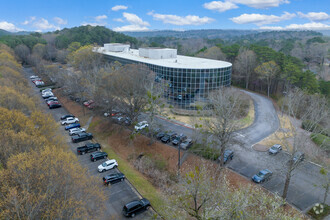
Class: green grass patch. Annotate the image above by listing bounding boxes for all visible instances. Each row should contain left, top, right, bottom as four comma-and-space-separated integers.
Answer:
189, 143, 220, 161
102, 147, 165, 217
237, 99, 254, 128
87, 119, 102, 132
311, 133, 330, 151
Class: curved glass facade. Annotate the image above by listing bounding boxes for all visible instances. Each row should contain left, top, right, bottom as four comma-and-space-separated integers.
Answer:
104, 54, 232, 109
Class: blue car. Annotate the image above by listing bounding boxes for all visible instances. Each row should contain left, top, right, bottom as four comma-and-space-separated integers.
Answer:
65, 123, 81, 130
252, 169, 272, 183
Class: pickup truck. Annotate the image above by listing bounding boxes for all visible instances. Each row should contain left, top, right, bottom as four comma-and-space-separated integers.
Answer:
72, 132, 93, 143
77, 142, 101, 155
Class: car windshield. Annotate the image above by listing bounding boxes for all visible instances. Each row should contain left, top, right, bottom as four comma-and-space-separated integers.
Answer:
257, 171, 265, 177
102, 162, 107, 167
271, 146, 278, 150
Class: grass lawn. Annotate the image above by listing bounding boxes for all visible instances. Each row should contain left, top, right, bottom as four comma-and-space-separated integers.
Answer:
311, 133, 330, 151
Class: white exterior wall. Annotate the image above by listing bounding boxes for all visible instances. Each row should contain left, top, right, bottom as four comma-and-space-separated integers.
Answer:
139, 48, 177, 59
104, 43, 130, 52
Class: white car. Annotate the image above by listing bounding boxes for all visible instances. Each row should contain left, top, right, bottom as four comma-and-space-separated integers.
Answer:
69, 127, 86, 136
134, 121, 149, 131
41, 88, 52, 94
42, 91, 53, 98
61, 117, 79, 125
98, 159, 118, 172
30, 75, 39, 79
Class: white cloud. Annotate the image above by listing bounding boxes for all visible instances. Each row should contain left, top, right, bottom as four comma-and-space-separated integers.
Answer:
113, 18, 124, 23
111, 5, 128, 11
148, 11, 214, 26
231, 0, 289, 9
260, 22, 330, 30
203, 1, 238, 12
95, 15, 107, 22
113, 13, 149, 32
231, 12, 295, 26
298, 12, 330, 22
113, 25, 149, 32
0, 21, 23, 32
22, 16, 36, 25
33, 18, 59, 30
53, 17, 67, 25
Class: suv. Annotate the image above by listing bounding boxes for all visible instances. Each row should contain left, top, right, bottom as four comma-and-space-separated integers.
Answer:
61, 117, 79, 125
252, 169, 272, 183
90, 152, 108, 162
180, 138, 193, 149
49, 102, 62, 109
61, 114, 75, 120
77, 142, 101, 155
135, 121, 149, 131
103, 173, 125, 185
218, 149, 234, 164
172, 134, 187, 145
72, 132, 93, 143
69, 127, 86, 136
293, 152, 305, 164
122, 198, 151, 218
65, 123, 80, 130
161, 132, 177, 143
156, 131, 166, 139
268, 144, 282, 155
98, 159, 118, 172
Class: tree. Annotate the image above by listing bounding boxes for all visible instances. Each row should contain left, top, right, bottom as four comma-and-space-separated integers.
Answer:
67, 42, 81, 53
279, 88, 329, 199
255, 61, 280, 97
32, 43, 46, 58
233, 48, 257, 89
196, 46, 226, 61
14, 44, 30, 64
202, 88, 246, 167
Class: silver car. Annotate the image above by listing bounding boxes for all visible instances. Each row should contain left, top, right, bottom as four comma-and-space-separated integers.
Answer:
268, 144, 282, 155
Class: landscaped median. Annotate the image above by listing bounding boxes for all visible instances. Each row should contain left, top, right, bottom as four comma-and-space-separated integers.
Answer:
88, 122, 166, 218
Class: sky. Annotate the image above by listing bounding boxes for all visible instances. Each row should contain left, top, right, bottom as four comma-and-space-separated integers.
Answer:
0, 0, 329, 32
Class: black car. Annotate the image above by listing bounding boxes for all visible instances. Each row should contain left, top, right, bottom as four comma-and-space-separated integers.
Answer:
156, 131, 166, 139
222, 149, 234, 164
172, 134, 187, 145
77, 142, 101, 155
122, 198, 151, 218
103, 173, 125, 185
72, 132, 93, 143
161, 132, 177, 143
49, 103, 62, 109
90, 152, 108, 162
61, 114, 75, 120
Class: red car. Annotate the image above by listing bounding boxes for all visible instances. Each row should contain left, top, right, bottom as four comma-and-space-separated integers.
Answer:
83, 100, 94, 107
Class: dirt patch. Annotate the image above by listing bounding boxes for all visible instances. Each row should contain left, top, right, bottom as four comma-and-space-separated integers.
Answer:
253, 144, 269, 152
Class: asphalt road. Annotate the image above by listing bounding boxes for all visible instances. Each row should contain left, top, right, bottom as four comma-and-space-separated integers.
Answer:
23, 68, 152, 220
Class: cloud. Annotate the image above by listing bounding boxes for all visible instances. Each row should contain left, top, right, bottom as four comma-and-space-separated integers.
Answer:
113, 18, 124, 23
231, 0, 289, 8
260, 22, 330, 30
298, 12, 330, 22
230, 12, 295, 26
203, 1, 238, 12
148, 11, 214, 25
111, 5, 128, 11
0, 21, 23, 32
53, 17, 67, 25
95, 15, 107, 22
113, 13, 149, 32
22, 16, 36, 25
33, 18, 60, 30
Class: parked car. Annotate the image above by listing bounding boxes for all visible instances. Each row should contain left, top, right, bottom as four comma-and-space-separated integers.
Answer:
77, 142, 101, 155
252, 169, 273, 183
69, 127, 86, 136
180, 138, 193, 149
83, 100, 94, 107
161, 132, 177, 143
113, 116, 131, 125
293, 152, 305, 164
42, 91, 53, 99
156, 131, 166, 139
61, 117, 79, 125
47, 100, 59, 106
65, 123, 80, 130
72, 132, 93, 143
35, 80, 45, 86
30, 75, 39, 79
268, 144, 282, 155
103, 173, 125, 185
122, 198, 151, 218
49, 102, 62, 109
223, 149, 234, 164
172, 134, 187, 145
45, 97, 58, 103
90, 152, 108, 162
98, 159, 118, 172
135, 121, 149, 131
41, 88, 52, 93
61, 114, 75, 120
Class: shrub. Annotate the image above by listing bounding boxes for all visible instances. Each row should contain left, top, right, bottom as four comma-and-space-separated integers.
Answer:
190, 143, 220, 161
311, 133, 330, 151
302, 120, 323, 133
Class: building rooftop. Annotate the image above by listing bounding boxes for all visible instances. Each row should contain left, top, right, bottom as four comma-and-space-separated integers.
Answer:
96, 48, 232, 69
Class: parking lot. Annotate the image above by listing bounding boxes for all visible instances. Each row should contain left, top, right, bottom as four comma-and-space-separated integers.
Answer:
24, 67, 152, 220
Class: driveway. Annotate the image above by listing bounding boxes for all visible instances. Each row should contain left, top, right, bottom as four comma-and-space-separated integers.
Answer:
23, 68, 152, 220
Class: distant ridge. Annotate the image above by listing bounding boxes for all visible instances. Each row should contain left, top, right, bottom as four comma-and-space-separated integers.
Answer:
0, 29, 32, 36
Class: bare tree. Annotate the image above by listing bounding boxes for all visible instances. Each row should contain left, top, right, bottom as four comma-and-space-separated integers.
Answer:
202, 88, 246, 167
233, 48, 257, 90
196, 46, 226, 61
14, 44, 30, 64
280, 88, 329, 199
